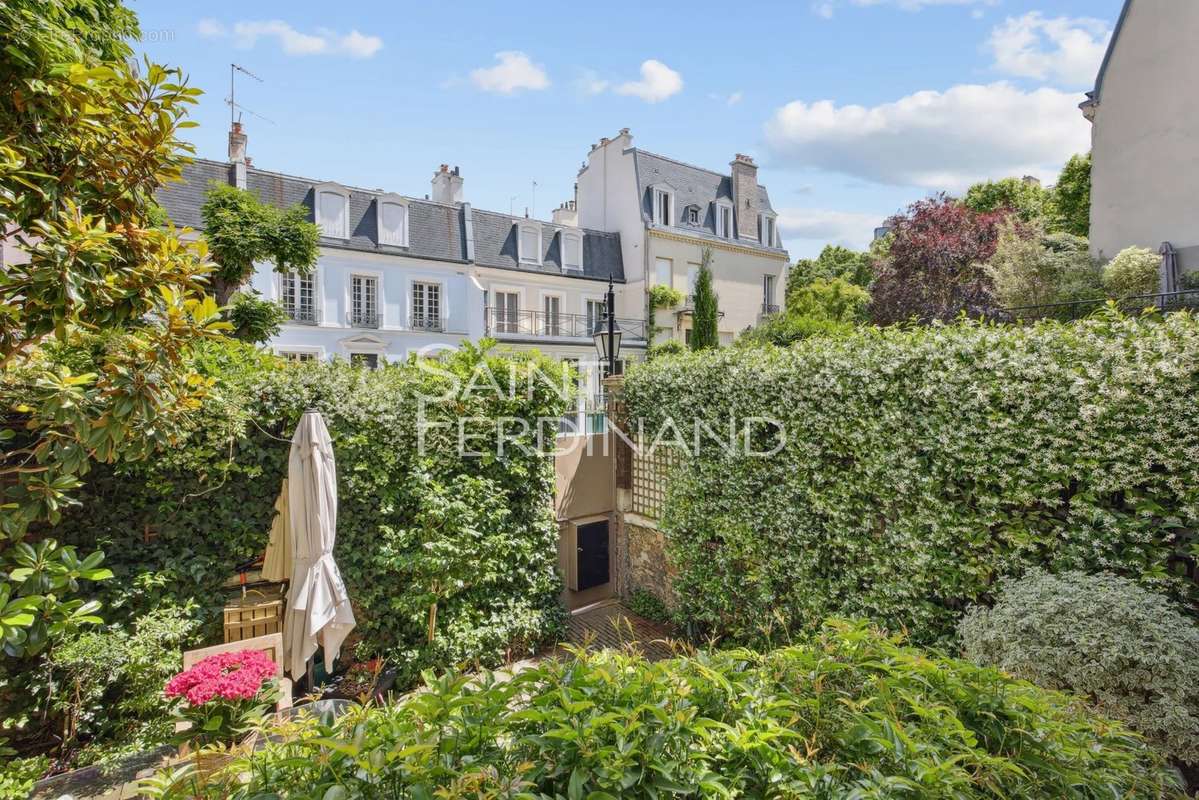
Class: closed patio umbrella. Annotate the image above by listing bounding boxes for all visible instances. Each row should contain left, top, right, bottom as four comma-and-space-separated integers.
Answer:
283, 409, 355, 681
261, 479, 291, 583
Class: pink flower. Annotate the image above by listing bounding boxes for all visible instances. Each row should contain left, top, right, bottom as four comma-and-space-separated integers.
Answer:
165, 649, 277, 707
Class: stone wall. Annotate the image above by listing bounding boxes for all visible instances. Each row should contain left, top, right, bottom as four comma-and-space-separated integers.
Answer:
619, 520, 678, 610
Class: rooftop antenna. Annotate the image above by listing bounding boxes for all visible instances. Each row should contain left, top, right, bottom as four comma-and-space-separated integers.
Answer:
509, 195, 519, 217
227, 63, 274, 126
531, 180, 538, 220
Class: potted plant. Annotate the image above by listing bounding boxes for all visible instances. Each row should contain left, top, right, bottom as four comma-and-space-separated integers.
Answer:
164, 649, 279, 785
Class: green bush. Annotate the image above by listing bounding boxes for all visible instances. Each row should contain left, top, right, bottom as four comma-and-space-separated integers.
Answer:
987, 219, 1099, 310
646, 339, 685, 361
960, 570, 1199, 766
52, 340, 568, 687
624, 313, 1199, 646
737, 312, 855, 347
627, 588, 670, 624
1104, 246, 1161, 299
152, 621, 1180, 799
787, 277, 870, 322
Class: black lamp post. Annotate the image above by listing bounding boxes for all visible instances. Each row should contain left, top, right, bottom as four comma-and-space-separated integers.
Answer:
592, 276, 622, 376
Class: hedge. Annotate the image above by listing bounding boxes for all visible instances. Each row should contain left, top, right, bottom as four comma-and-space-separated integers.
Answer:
623, 311, 1199, 645
160, 621, 1181, 799
52, 340, 569, 684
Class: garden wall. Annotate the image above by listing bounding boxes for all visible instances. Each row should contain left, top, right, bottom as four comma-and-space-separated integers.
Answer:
623, 312, 1199, 645
52, 342, 569, 685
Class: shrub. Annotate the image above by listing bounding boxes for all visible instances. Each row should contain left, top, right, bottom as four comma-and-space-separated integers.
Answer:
225, 290, 287, 343
646, 339, 685, 361
648, 284, 684, 310
627, 588, 670, 624
988, 221, 1100, 311
738, 312, 855, 347
623, 313, 1199, 646
154, 621, 1179, 799
1104, 246, 1161, 299
787, 277, 870, 322
959, 570, 1199, 766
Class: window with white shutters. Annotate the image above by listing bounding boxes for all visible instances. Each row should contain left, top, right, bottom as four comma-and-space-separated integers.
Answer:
495, 291, 519, 333
318, 190, 348, 238
562, 232, 582, 270
379, 201, 407, 246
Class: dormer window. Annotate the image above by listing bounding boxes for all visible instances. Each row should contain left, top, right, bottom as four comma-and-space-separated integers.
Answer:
715, 202, 734, 239
377, 195, 409, 247
685, 205, 700, 226
517, 221, 542, 265
315, 184, 350, 239
562, 231, 583, 270
652, 187, 673, 226
758, 213, 777, 247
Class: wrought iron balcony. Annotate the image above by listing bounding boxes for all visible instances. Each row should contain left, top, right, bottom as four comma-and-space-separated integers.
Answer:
485, 308, 646, 341
761, 303, 780, 315
284, 306, 320, 325
348, 312, 381, 329
409, 314, 445, 332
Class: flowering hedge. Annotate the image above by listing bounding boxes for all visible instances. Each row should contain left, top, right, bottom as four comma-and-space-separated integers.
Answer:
623, 312, 1199, 644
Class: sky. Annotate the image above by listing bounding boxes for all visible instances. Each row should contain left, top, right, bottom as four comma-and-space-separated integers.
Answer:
132, 0, 1124, 259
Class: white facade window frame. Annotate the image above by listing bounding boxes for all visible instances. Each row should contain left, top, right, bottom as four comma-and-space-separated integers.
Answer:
654, 256, 673, 288
684, 205, 701, 226
339, 333, 388, 368
539, 289, 566, 336
409, 277, 446, 331
314, 182, 351, 240
582, 292, 607, 335
758, 212, 777, 247
715, 201, 734, 239
345, 268, 384, 328
561, 230, 584, 271
516, 221, 543, 265
277, 267, 321, 324
376, 193, 410, 248
491, 283, 525, 334
275, 345, 325, 362
651, 185, 674, 227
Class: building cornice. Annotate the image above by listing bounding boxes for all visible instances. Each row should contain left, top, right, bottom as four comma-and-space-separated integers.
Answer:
649, 228, 789, 261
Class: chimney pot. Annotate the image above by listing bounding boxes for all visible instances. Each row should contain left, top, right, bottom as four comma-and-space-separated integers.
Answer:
431, 164, 465, 204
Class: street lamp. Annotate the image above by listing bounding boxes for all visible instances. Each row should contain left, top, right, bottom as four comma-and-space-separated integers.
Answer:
592, 276, 622, 376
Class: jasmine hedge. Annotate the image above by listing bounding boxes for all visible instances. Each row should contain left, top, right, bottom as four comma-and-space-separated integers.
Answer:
51, 340, 569, 685
623, 311, 1199, 645
149, 621, 1180, 799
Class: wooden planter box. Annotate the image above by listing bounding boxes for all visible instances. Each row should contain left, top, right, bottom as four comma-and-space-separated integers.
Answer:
223, 587, 285, 643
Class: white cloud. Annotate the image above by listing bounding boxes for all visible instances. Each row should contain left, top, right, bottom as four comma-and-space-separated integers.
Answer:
470, 51, 550, 94
198, 19, 383, 59
777, 208, 885, 251
816, 0, 996, 15
988, 12, 1111, 87
763, 82, 1090, 191
576, 69, 610, 96
615, 60, 683, 103
708, 90, 743, 106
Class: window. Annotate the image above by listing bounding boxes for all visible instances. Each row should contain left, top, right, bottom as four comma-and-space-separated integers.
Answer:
652, 188, 672, 226
758, 213, 776, 246
378, 198, 408, 247
350, 275, 379, 327
517, 222, 541, 264
543, 295, 561, 336
654, 257, 672, 287
686, 264, 699, 300
350, 352, 379, 369
562, 231, 582, 271
411, 281, 441, 330
316, 186, 349, 238
495, 291, 519, 333
280, 271, 316, 323
280, 351, 317, 362
763, 275, 776, 311
685, 205, 700, 225
586, 298, 606, 334
716, 203, 734, 239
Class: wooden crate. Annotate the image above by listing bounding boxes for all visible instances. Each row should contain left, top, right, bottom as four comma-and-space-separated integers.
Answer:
223, 588, 284, 643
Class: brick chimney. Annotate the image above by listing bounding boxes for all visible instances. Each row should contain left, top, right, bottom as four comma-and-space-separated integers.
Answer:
730, 153, 759, 240
228, 121, 248, 189
431, 164, 464, 204
551, 200, 578, 227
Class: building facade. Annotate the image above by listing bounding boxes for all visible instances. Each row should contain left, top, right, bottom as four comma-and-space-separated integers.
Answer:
575, 129, 789, 344
1083, 0, 1199, 272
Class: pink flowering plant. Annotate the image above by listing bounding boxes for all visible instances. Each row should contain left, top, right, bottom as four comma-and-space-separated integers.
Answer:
165, 649, 279, 747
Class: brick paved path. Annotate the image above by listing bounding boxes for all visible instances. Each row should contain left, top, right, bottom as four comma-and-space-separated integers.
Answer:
563, 600, 679, 661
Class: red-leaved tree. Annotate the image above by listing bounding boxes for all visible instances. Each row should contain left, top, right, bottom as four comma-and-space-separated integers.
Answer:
871, 195, 1012, 325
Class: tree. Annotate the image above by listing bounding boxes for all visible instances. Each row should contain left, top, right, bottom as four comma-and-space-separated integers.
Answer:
786, 245, 873, 304
869, 195, 1010, 325
0, 0, 227, 658
1053, 153, 1091, 238
1103, 246, 1161, 299
963, 177, 1050, 223
689, 249, 719, 350
199, 183, 319, 306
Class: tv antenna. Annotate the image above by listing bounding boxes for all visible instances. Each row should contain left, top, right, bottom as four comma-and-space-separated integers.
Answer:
227, 63, 274, 126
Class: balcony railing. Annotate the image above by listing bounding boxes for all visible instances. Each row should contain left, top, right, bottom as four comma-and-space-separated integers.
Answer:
284, 306, 320, 325
761, 303, 780, 315
409, 313, 445, 332
485, 308, 646, 341
348, 312, 381, 329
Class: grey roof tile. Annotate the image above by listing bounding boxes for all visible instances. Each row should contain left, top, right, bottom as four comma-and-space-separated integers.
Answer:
469, 208, 624, 282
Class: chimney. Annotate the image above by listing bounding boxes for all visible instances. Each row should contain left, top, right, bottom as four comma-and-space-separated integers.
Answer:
730, 153, 759, 240
552, 200, 578, 227
431, 164, 465, 204
228, 121, 248, 189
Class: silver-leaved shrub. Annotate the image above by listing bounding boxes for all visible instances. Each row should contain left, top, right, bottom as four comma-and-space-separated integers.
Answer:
959, 569, 1199, 766
622, 311, 1199, 646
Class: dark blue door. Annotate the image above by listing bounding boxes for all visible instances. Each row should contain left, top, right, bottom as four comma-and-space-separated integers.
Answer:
577, 521, 609, 590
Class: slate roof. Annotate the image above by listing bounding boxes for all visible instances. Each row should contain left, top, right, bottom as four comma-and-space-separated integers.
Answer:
158, 159, 624, 280
471, 208, 624, 282
631, 150, 787, 256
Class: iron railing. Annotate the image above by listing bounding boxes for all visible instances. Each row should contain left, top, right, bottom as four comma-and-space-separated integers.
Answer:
485, 308, 647, 340
284, 306, 320, 325
761, 303, 780, 315
348, 312, 381, 329
998, 290, 1199, 323
409, 314, 445, 332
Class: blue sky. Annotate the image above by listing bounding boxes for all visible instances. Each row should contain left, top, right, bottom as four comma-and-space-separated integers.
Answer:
133, 0, 1124, 258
